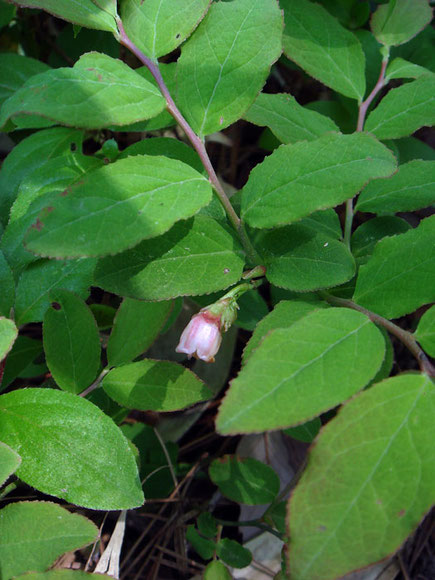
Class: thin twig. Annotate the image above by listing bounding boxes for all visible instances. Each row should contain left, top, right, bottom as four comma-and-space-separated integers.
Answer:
153, 427, 179, 495
215, 518, 284, 540
320, 293, 435, 377
116, 18, 260, 264
79, 368, 109, 397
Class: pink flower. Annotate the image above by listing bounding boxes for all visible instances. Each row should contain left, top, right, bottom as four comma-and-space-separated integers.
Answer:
176, 311, 222, 363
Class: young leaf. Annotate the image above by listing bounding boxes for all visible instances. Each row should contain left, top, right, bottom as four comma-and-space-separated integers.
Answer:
243, 298, 328, 364
186, 525, 216, 560
0, 127, 83, 224
107, 298, 173, 366
0, 52, 165, 130
260, 224, 356, 292
5, 0, 117, 32
365, 75, 435, 140
0, 441, 21, 486
243, 93, 339, 145
209, 455, 280, 505
43, 290, 101, 394
102, 359, 211, 412
0, 318, 17, 361
14, 258, 96, 325
94, 216, 245, 301
371, 0, 433, 48
204, 561, 232, 580
414, 306, 435, 357
288, 373, 435, 580
121, 0, 210, 61
0, 53, 50, 107
385, 57, 432, 81
177, 0, 282, 137
353, 216, 435, 319
0, 251, 14, 317
281, 0, 365, 101
1, 336, 43, 390
216, 308, 385, 435
0, 501, 98, 580
241, 133, 396, 229
0, 388, 144, 509
356, 160, 435, 214
25, 156, 212, 259
216, 538, 252, 569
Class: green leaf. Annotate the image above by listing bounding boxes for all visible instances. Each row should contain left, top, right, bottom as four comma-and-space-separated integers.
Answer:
209, 455, 280, 505
0, 501, 98, 580
0, 53, 50, 107
121, 0, 210, 61
5, 0, 117, 32
365, 75, 435, 140
281, 0, 365, 101
351, 216, 411, 266
243, 93, 339, 144
0, 52, 165, 130
216, 538, 252, 569
1, 336, 43, 391
177, 0, 282, 137
395, 136, 435, 163
15, 572, 112, 580
0, 251, 14, 317
353, 216, 435, 319
259, 224, 355, 292
283, 417, 321, 443
241, 133, 396, 229
0, 318, 17, 362
89, 304, 116, 330
0, 1, 15, 28
186, 525, 216, 560
385, 57, 433, 81
0, 441, 21, 486
102, 359, 211, 412
415, 306, 435, 357
356, 160, 435, 214
197, 512, 218, 539
14, 258, 96, 325
234, 290, 269, 332
94, 216, 245, 300
243, 298, 327, 363
0, 388, 144, 509
107, 298, 173, 366
216, 308, 385, 434
288, 373, 435, 580
24, 155, 212, 258
0, 128, 83, 224
43, 290, 101, 394
371, 0, 433, 47
204, 560, 232, 580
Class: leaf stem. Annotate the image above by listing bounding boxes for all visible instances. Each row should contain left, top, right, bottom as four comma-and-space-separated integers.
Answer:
320, 292, 435, 377
116, 19, 260, 264
215, 518, 284, 540
345, 52, 390, 247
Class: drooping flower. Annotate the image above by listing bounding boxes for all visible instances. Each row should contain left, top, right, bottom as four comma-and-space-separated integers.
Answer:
175, 311, 222, 363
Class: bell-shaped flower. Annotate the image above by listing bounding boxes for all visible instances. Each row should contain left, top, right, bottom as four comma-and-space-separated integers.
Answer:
176, 311, 222, 363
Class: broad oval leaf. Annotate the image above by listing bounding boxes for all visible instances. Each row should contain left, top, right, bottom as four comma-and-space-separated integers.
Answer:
14, 258, 96, 325
24, 155, 212, 258
351, 216, 411, 266
216, 538, 252, 569
5, 0, 117, 32
288, 373, 435, 580
0, 388, 144, 509
204, 560, 232, 580
353, 216, 435, 319
365, 75, 435, 140
0, 501, 98, 580
209, 455, 280, 505
216, 308, 385, 434
43, 290, 101, 394
0, 52, 50, 108
371, 0, 433, 47
0, 52, 165, 130
0, 441, 21, 486
102, 359, 211, 412
121, 0, 210, 61
385, 57, 432, 82
356, 160, 435, 214
177, 0, 283, 137
243, 92, 339, 144
415, 306, 435, 357
94, 216, 245, 300
107, 298, 173, 366
242, 133, 396, 229
260, 224, 356, 292
0, 317, 18, 361
281, 0, 365, 101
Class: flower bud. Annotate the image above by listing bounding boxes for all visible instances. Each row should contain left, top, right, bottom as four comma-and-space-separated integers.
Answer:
175, 311, 222, 363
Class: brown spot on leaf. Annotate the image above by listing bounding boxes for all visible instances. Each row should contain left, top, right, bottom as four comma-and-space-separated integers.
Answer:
32, 218, 44, 231
51, 302, 61, 311
398, 509, 406, 518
